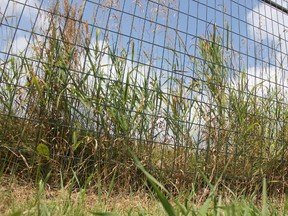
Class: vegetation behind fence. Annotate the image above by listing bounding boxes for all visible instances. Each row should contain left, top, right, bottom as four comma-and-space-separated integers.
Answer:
1, 0, 288, 194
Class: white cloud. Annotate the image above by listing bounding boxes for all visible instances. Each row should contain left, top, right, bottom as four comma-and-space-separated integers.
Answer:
1, 0, 46, 59
246, 66, 288, 96
247, 0, 288, 63
246, 0, 288, 98
9, 36, 29, 54
247, 0, 288, 42
1, 0, 40, 19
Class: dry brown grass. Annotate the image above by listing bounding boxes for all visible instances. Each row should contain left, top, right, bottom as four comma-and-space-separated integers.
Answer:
0, 176, 35, 215
0, 174, 163, 216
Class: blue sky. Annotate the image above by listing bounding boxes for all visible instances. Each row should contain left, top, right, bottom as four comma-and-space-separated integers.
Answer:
0, 0, 257, 61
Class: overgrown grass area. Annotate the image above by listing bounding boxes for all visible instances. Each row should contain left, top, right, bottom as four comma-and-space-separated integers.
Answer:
1, 0, 288, 213
0, 156, 288, 215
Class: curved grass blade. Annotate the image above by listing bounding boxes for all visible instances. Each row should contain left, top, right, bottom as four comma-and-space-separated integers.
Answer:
129, 148, 176, 216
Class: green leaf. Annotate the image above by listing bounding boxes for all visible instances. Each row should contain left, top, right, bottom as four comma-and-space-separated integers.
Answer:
36, 143, 50, 159
9, 211, 22, 216
73, 131, 83, 152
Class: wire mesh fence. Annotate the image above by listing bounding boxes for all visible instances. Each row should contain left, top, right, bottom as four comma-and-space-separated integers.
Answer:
1, 0, 288, 190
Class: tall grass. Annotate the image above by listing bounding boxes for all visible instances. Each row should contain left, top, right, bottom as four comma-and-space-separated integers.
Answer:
0, 0, 287, 196
1, 153, 286, 215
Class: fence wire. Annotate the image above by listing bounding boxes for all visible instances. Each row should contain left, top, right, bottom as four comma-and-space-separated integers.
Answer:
1, 0, 288, 186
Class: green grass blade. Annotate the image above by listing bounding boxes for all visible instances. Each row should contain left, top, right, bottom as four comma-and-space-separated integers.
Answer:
262, 178, 268, 216
129, 148, 169, 194
90, 212, 118, 216
129, 149, 176, 216
175, 200, 189, 215
150, 181, 176, 216
108, 168, 117, 197
198, 196, 212, 216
